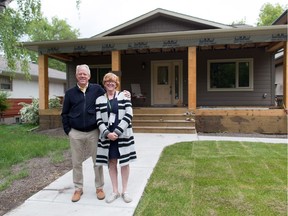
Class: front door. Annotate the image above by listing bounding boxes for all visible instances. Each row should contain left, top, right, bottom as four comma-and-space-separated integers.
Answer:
151, 60, 183, 106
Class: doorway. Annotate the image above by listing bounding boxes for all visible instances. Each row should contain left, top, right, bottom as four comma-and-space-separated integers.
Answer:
151, 60, 183, 106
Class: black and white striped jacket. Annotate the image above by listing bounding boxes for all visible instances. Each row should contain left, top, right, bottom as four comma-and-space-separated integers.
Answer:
95, 91, 137, 166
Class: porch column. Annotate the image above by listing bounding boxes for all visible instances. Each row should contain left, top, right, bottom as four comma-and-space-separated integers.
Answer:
283, 41, 288, 110
38, 55, 49, 109
111, 50, 121, 90
188, 46, 197, 110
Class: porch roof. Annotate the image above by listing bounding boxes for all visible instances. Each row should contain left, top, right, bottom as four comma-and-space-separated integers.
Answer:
22, 25, 287, 61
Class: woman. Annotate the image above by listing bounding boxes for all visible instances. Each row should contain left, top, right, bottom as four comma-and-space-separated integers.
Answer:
95, 72, 137, 204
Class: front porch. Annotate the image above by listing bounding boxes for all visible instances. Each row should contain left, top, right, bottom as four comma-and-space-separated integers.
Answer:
39, 106, 287, 134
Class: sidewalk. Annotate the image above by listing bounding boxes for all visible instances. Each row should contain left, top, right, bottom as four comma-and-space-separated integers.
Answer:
4, 133, 287, 216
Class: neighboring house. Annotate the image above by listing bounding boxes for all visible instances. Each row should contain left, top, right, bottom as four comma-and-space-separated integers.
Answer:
23, 8, 287, 134
0, 56, 66, 124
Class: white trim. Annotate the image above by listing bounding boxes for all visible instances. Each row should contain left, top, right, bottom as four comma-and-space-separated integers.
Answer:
207, 58, 254, 92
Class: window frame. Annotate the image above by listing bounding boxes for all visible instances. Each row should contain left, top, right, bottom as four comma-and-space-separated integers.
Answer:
207, 58, 254, 92
0, 75, 13, 91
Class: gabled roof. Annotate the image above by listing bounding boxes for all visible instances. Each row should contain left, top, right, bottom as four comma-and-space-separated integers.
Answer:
93, 8, 233, 38
0, 56, 66, 81
272, 9, 288, 25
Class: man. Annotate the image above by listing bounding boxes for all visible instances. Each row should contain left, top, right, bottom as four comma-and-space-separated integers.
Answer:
61, 64, 106, 202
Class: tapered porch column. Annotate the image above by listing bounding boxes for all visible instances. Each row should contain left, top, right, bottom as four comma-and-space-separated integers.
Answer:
111, 50, 121, 90
38, 55, 49, 109
283, 42, 288, 110
188, 46, 197, 110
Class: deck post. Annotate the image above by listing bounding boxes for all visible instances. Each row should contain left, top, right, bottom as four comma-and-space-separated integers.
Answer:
38, 55, 49, 110
111, 50, 121, 90
188, 46, 197, 110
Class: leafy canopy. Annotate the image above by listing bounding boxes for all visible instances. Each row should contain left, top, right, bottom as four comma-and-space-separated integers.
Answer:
0, 0, 81, 76
257, 3, 287, 26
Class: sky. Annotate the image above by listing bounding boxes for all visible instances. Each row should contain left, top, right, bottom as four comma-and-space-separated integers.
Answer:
18, 0, 288, 38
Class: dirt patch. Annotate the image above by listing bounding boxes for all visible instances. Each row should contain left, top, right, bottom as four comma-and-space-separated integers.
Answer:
0, 128, 71, 216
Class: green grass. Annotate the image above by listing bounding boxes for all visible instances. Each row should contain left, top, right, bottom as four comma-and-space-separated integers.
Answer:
0, 124, 69, 191
1, 124, 287, 215
135, 141, 287, 216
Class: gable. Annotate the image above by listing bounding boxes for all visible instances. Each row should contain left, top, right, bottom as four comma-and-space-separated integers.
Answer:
94, 8, 232, 37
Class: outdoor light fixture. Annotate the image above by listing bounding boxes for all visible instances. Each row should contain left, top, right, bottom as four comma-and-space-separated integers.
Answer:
141, 62, 146, 70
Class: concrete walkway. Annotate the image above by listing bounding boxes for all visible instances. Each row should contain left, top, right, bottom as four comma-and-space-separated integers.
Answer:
4, 133, 287, 216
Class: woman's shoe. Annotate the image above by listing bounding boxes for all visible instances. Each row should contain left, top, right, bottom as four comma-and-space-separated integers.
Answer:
122, 192, 132, 203
105, 192, 120, 203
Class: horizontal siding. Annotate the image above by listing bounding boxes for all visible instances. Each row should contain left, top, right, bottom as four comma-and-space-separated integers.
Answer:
196, 48, 274, 106
3, 99, 32, 118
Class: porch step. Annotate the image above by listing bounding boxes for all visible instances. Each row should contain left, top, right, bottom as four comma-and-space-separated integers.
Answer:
133, 126, 196, 134
133, 119, 195, 127
132, 108, 196, 134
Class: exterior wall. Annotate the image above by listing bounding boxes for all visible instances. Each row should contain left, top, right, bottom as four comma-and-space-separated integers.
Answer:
110, 16, 217, 36
196, 109, 287, 134
10, 78, 65, 98
196, 48, 274, 107
2, 76, 65, 124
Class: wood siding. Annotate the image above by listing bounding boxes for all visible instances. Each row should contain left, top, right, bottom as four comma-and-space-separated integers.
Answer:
196, 48, 274, 106
107, 16, 218, 36
3, 98, 32, 118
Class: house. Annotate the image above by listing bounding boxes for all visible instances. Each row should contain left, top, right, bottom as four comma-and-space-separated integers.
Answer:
23, 8, 287, 134
0, 56, 66, 124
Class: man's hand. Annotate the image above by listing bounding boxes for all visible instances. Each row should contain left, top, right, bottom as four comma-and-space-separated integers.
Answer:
123, 90, 131, 99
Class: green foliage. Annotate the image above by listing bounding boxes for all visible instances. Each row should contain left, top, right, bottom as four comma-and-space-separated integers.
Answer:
0, 0, 80, 75
257, 3, 287, 26
18, 96, 62, 124
0, 91, 10, 113
26, 16, 80, 71
231, 18, 247, 25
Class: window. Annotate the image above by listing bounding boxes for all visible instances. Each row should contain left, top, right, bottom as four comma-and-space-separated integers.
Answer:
89, 65, 111, 88
207, 59, 253, 91
0, 75, 12, 90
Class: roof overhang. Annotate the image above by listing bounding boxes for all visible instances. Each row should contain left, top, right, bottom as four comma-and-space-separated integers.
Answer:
22, 25, 287, 60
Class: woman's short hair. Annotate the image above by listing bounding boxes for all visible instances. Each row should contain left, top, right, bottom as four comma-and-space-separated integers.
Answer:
103, 72, 120, 87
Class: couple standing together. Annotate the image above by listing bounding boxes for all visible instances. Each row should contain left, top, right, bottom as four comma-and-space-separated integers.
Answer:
61, 64, 137, 204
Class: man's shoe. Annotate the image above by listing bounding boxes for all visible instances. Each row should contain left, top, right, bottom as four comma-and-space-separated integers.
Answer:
96, 188, 105, 200
71, 190, 83, 202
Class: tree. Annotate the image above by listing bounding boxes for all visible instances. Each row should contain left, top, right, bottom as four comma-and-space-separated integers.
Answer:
257, 3, 287, 26
0, 0, 81, 76
231, 18, 247, 26
27, 16, 80, 71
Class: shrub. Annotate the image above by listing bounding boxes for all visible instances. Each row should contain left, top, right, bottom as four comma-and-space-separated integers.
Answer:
0, 91, 10, 120
19, 96, 62, 125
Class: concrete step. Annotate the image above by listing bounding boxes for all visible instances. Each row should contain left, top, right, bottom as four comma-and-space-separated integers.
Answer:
133, 126, 196, 134
133, 114, 194, 121
133, 119, 195, 127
